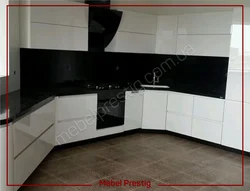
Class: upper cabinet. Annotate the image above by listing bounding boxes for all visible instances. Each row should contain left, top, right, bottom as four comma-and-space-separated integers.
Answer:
155, 15, 178, 55
19, 1, 88, 51
178, 11, 232, 35
229, 7, 250, 71
106, 10, 157, 53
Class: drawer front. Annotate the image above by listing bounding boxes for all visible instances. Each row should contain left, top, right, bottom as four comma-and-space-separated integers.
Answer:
55, 117, 96, 145
14, 100, 55, 157
192, 118, 222, 144
193, 97, 224, 121
14, 125, 54, 185
167, 93, 194, 115
166, 113, 192, 136
57, 94, 97, 121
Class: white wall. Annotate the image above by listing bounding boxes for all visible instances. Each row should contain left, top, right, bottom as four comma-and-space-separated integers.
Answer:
0, 1, 20, 95
155, 10, 233, 57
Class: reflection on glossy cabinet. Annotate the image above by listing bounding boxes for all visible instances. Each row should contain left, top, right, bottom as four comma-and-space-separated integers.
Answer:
142, 90, 168, 130
124, 91, 144, 131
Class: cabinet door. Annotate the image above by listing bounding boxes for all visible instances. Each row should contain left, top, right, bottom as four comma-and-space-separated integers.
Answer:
166, 113, 192, 136
222, 101, 250, 151
124, 91, 144, 131
192, 118, 222, 144
142, 91, 167, 130
193, 97, 224, 122
106, 32, 156, 53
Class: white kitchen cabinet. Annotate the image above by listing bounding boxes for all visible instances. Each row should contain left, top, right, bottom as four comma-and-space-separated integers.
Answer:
178, 11, 232, 35
166, 113, 192, 136
124, 91, 144, 131
222, 101, 250, 151
56, 94, 97, 121
14, 125, 54, 189
167, 92, 193, 116
55, 117, 96, 145
142, 90, 168, 130
14, 100, 55, 157
176, 34, 231, 57
106, 32, 156, 53
155, 15, 178, 55
192, 118, 223, 144
226, 70, 250, 103
71, 27, 88, 51
229, 7, 250, 71
193, 97, 224, 122
119, 10, 157, 35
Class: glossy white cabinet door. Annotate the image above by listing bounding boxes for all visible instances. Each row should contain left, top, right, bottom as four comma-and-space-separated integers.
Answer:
192, 118, 223, 144
167, 92, 193, 116
166, 113, 192, 136
14, 100, 55, 157
56, 94, 97, 121
226, 70, 250, 103
106, 32, 156, 53
229, 8, 250, 70
30, 22, 71, 50
142, 90, 167, 130
178, 11, 232, 35
155, 15, 178, 54
55, 117, 96, 145
14, 125, 54, 187
193, 97, 225, 122
119, 11, 157, 35
222, 101, 250, 151
124, 91, 144, 131
176, 35, 231, 57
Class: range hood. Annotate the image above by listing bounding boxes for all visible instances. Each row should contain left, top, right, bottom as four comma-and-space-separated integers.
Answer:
85, 0, 123, 52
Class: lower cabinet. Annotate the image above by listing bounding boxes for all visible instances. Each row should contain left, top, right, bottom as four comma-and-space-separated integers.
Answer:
192, 118, 223, 144
142, 90, 168, 130
222, 101, 250, 152
14, 125, 54, 190
124, 91, 144, 131
55, 116, 96, 145
166, 113, 192, 136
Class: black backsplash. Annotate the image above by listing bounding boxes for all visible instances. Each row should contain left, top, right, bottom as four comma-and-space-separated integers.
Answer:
20, 48, 229, 98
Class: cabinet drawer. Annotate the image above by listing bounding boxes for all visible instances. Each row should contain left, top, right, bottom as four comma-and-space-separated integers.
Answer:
193, 97, 224, 121
56, 94, 97, 121
167, 93, 193, 115
14, 125, 54, 186
166, 113, 192, 136
192, 119, 222, 144
55, 117, 96, 145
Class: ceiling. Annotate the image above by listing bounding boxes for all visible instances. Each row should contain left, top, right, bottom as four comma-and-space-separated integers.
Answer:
71, 0, 247, 15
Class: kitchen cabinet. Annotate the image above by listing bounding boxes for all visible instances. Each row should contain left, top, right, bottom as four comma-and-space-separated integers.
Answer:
178, 11, 232, 35
56, 94, 97, 122
176, 34, 231, 57
192, 118, 223, 144
222, 101, 250, 152
124, 91, 144, 131
193, 97, 224, 122
226, 70, 250, 103
142, 90, 168, 130
106, 32, 156, 53
167, 92, 193, 116
155, 15, 178, 55
13, 100, 55, 157
14, 125, 54, 190
166, 113, 192, 136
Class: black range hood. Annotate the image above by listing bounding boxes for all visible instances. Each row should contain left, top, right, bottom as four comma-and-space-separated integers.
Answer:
86, 0, 123, 52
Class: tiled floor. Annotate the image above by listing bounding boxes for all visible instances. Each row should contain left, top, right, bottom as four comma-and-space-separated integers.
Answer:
19, 133, 250, 191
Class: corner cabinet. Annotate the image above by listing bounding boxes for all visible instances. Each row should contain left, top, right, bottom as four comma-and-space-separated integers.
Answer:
142, 90, 168, 130
124, 91, 144, 131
